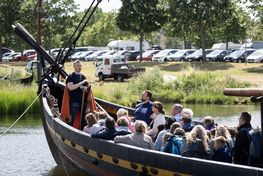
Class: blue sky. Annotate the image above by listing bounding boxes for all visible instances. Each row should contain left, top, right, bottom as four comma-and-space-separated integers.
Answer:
74, 0, 122, 12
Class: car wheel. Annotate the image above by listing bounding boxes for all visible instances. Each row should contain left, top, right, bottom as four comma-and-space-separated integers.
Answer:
99, 73, 104, 81
164, 58, 167, 62
117, 75, 123, 82
260, 60, 263, 63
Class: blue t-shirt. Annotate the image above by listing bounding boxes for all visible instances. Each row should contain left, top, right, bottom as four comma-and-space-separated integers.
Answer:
66, 72, 87, 104
134, 101, 153, 125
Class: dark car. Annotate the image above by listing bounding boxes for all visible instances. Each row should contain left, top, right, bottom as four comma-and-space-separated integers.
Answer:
125, 50, 140, 61
206, 50, 232, 62
185, 49, 214, 62
223, 49, 256, 63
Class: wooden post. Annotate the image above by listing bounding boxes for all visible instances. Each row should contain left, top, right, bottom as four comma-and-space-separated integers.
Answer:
36, 0, 42, 45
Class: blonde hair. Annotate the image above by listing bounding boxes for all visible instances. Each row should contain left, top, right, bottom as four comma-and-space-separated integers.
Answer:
186, 125, 208, 149
117, 108, 128, 118
135, 120, 148, 133
116, 117, 129, 127
215, 125, 231, 140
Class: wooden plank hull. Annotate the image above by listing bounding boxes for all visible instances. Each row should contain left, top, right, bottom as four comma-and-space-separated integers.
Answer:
40, 86, 263, 176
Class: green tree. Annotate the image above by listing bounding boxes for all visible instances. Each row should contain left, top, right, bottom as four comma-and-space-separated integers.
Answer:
116, 0, 166, 60
80, 12, 135, 46
214, 6, 250, 49
167, 0, 233, 61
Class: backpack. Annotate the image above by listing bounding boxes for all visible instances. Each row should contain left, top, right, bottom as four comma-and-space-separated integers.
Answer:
171, 136, 183, 155
241, 128, 262, 160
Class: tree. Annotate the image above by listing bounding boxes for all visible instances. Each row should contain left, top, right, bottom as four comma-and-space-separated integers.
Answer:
80, 12, 135, 46
214, 6, 249, 49
116, 0, 166, 60
167, 0, 233, 61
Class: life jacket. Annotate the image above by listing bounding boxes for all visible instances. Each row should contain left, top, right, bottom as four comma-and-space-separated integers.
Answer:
61, 85, 96, 130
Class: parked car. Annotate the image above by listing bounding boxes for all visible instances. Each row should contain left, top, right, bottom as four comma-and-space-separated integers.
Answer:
152, 49, 178, 62
13, 50, 37, 61
136, 50, 160, 61
2, 53, 19, 62
247, 49, 263, 63
167, 49, 195, 61
185, 49, 214, 62
85, 50, 108, 61
96, 51, 117, 61
223, 49, 256, 63
70, 52, 83, 60
75, 51, 94, 61
1, 47, 14, 55
125, 50, 140, 61
206, 50, 232, 62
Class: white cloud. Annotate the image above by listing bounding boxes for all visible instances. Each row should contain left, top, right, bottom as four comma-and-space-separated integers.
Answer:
74, 0, 122, 12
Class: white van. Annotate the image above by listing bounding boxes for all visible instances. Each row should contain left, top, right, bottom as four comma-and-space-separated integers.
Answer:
107, 40, 150, 51
241, 41, 263, 50
247, 49, 263, 63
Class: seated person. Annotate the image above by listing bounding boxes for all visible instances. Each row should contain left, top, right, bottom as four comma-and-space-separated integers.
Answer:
114, 120, 154, 150
116, 117, 132, 134
154, 118, 176, 151
171, 104, 183, 122
134, 90, 153, 125
212, 136, 232, 163
170, 122, 182, 134
203, 116, 215, 131
161, 128, 185, 154
181, 125, 209, 159
179, 114, 195, 132
92, 117, 117, 140
83, 113, 97, 134
146, 101, 166, 139
91, 112, 108, 135
160, 132, 173, 151
117, 108, 135, 132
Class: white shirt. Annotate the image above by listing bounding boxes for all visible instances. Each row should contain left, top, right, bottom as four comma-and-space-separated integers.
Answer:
146, 113, 165, 137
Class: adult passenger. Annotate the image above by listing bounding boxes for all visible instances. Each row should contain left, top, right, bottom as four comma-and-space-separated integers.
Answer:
114, 120, 154, 150
181, 125, 209, 159
146, 101, 166, 139
92, 117, 118, 140
233, 112, 252, 165
171, 104, 183, 122
83, 113, 97, 134
134, 90, 153, 125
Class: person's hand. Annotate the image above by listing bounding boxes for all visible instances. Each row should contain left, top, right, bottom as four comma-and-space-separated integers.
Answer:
79, 80, 87, 86
82, 86, 88, 92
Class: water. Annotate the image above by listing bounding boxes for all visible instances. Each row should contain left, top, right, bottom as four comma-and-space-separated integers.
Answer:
0, 104, 262, 176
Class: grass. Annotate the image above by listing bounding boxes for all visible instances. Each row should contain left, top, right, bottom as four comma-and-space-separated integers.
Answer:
0, 61, 262, 114
0, 80, 39, 115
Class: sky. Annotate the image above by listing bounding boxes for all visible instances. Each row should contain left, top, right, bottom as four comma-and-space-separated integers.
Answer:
74, 0, 122, 12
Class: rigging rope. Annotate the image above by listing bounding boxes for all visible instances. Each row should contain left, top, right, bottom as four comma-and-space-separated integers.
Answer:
0, 93, 42, 137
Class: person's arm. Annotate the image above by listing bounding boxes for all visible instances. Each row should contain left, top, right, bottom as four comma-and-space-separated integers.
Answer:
67, 80, 87, 91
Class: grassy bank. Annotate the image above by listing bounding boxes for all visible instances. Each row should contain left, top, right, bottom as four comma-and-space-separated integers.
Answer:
0, 80, 40, 114
92, 66, 253, 107
0, 61, 261, 114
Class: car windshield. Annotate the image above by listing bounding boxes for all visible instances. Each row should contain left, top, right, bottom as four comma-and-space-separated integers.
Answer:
143, 50, 157, 56
172, 50, 187, 56
88, 51, 105, 57
209, 50, 223, 55
229, 50, 244, 57
155, 50, 172, 56
250, 50, 263, 56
